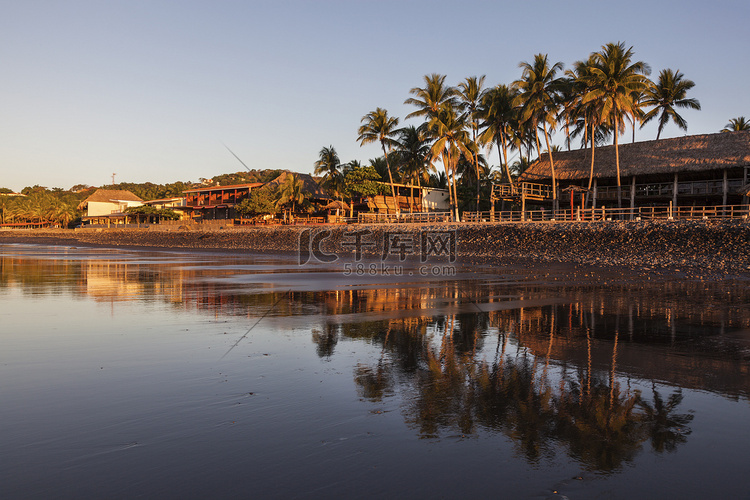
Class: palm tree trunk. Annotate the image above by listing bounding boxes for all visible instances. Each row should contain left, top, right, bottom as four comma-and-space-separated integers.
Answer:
443, 152, 455, 219
473, 125, 480, 212
452, 168, 460, 222
381, 144, 400, 215
588, 122, 596, 190
542, 123, 557, 211
500, 134, 514, 191
416, 174, 423, 212
614, 113, 622, 209
448, 157, 460, 222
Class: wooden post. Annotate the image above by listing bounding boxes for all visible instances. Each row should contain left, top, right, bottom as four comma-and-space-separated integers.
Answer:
592, 179, 597, 209
490, 184, 495, 222
570, 190, 574, 221
580, 194, 585, 221
521, 193, 526, 222
630, 176, 636, 220
722, 169, 728, 216
672, 173, 678, 211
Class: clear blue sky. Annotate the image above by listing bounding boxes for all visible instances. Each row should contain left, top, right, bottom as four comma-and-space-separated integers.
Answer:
2, 0, 748, 191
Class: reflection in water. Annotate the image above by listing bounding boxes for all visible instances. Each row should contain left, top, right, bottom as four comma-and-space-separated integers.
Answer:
1, 244, 748, 480
347, 314, 695, 472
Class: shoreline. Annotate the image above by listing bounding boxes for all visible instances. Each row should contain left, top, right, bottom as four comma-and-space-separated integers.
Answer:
1, 220, 749, 279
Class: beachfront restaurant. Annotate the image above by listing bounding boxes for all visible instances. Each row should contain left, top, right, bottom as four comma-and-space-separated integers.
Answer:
183, 183, 264, 220
509, 131, 750, 216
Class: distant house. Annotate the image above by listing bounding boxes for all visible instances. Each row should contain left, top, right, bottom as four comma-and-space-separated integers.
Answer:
78, 189, 144, 224
515, 131, 750, 209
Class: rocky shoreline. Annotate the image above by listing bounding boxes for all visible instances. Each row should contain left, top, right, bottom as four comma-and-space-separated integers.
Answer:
1, 220, 749, 278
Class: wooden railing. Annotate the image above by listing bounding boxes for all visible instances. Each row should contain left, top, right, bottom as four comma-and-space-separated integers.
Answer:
493, 182, 553, 199
464, 204, 750, 223
358, 211, 453, 224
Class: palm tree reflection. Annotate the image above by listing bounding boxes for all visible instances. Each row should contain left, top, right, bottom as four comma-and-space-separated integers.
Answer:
341, 310, 695, 472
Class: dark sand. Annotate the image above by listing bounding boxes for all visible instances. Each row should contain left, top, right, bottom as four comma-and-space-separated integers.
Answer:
2, 219, 749, 278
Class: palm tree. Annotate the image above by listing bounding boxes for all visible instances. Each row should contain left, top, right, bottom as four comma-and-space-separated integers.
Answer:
394, 124, 433, 212
641, 69, 701, 140
429, 105, 472, 221
479, 84, 519, 190
457, 76, 486, 211
568, 56, 608, 193
276, 173, 308, 214
369, 157, 390, 182
405, 73, 457, 121
405, 74, 459, 214
313, 146, 343, 199
429, 171, 448, 189
556, 76, 578, 151
357, 108, 400, 214
514, 54, 564, 209
721, 116, 750, 132
583, 42, 651, 207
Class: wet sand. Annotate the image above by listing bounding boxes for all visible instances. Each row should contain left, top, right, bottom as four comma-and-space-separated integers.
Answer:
2, 219, 749, 278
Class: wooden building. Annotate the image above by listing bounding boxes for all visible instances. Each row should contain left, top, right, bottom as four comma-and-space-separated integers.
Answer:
183, 183, 264, 220
516, 131, 750, 209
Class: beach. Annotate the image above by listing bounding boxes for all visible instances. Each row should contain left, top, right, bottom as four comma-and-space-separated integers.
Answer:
2, 225, 750, 498
2, 219, 749, 278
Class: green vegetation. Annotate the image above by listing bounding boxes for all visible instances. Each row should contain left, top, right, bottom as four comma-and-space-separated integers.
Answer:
207, 169, 283, 186
276, 174, 311, 214
641, 69, 701, 140
235, 188, 278, 217
357, 108, 401, 213
0, 188, 84, 227
721, 117, 750, 132
124, 205, 180, 223
107, 181, 194, 201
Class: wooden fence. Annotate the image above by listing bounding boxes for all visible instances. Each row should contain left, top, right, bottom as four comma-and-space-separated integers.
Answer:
463, 204, 750, 223
358, 212, 453, 224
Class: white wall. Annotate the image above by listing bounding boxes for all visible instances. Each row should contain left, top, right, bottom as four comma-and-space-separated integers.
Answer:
421, 188, 450, 211
87, 200, 143, 216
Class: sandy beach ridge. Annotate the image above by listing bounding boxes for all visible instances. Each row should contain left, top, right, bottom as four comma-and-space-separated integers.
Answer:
1, 220, 748, 278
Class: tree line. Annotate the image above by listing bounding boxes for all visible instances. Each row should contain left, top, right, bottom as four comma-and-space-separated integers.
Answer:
0, 187, 85, 226
316, 41, 748, 217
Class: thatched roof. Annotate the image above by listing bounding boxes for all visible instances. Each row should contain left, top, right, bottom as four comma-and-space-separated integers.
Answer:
79, 189, 143, 209
519, 131, 750, 183
261, 171, 327, 198
323, 200, 350, 211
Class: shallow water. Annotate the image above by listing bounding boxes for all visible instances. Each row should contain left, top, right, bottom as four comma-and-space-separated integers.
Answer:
1, 243, 749, 499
